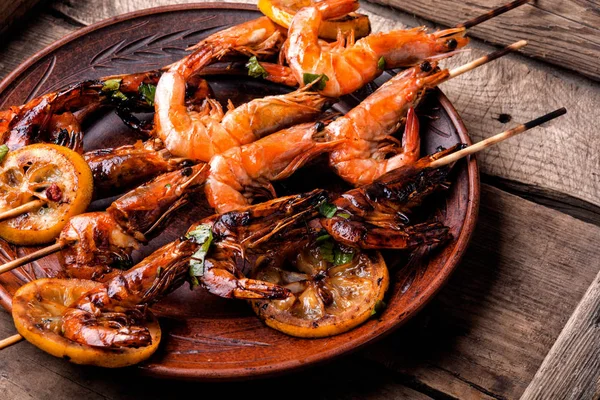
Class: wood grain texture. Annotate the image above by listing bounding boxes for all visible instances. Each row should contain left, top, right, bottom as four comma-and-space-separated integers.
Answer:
2, 0, 598, 210
364, 184, 600, 399
366, 0, 600, 81
0, 309, 434, 400
520, 268, 600, 400
0, 0, 44, 36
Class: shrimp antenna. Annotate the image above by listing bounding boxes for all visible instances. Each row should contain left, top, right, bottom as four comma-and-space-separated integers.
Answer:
428, 108, 567, 169
457, 0, 529, 29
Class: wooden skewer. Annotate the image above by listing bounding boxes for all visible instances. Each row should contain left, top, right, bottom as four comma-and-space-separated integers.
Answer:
0, 242, 66, 275
429, 108, 567, 169
457, 0, 530, 29
446, 40, 528, 80
0, 334, 22, 350
0, 199, 45, 222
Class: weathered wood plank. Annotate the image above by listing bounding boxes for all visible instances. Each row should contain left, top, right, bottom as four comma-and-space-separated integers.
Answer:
520, 268, 600, 400
0, 0, 44, 37
366, 0, 600, 81
364, 184, 600, 399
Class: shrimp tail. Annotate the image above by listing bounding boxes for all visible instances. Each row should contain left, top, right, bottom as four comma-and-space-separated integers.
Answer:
202, 259, 291, 300
272, 139, 344, 181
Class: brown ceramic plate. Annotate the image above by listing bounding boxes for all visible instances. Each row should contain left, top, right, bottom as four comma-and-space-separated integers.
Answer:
0, 3, 479, 380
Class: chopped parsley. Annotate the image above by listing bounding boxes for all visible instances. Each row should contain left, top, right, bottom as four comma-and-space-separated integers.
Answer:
319, 240, 335, 263
101, 78, 128, 102
186, 224, 214, 286
303, 73, 329, 90
138, 83, 157, 106
319, 202, 337, 218
377, 56, 386, 70
101, 78, 122, 92
0, 144, 8, 162
333, 247, 354, 265
316, 234, 331, 242
246, 56, 268, 79
337, 212, 351, 219
371, 300, 387, 316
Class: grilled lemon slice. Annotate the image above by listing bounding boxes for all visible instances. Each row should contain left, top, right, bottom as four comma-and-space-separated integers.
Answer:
0, 144, 93, 245
12, 278, 161, 368
258, 0, 371, 40
251, 244, 388, 337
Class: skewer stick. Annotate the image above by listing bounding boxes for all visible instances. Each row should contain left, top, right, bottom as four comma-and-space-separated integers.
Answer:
0, 334, 22, 350
429, 108, 567, 169
0, 242, 66, 275
457, 0, 529, 29
0, 199, 45, 222
446, 40, 528, 80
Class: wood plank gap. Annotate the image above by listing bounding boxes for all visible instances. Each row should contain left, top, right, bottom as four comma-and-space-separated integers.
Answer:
482, 174, 600, 227
46, 7, 86, 28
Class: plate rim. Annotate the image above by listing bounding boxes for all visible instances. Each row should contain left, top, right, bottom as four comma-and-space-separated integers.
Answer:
0, 2, 480, 380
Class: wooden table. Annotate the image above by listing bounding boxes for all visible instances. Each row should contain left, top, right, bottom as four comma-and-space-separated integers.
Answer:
1, 1, 599, 399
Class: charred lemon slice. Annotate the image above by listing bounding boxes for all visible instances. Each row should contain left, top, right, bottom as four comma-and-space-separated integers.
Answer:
258, 0, 371, 40
0, 144, 93, 245
251, 244, 389, 337
12, 278, 161, 368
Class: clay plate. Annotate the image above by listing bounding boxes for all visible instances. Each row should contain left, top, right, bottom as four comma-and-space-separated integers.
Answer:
0, 3, 479, 380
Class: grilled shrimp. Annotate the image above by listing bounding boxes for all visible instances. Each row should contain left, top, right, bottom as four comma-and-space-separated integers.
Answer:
84, 139, 192, 197
58, 164, 208, 281
286, 0, 468, 96
326, 61, 449, 186
205, 118, 341, 213
318, 146, 461, 249
56, 190, 326, 348
155, 76, 332, 161
1, 71, 162, 150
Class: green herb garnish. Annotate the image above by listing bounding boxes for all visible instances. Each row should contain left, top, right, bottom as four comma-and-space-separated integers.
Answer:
316, 234, 331, 242
319, 240, 334, 263
333, 247, 354, 265
102, 78, 122, 92
371, 300, 387, 316
165, 183, 172, 189
377, 56, 386, 70
138, 83, 157, 106
187, 224, 214, 286
0, 144, 8, 163
319, 202, 337, 218
303, 73, 329, 90
337, 212, 351, 219
246, 56, 268, 79
111, 91, 128, 101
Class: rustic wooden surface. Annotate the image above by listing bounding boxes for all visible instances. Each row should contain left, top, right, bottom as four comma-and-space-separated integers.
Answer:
0, 0, 44, 36
0, 1, 599, 399
367, 0, 600, 82
521, 267, 600, 399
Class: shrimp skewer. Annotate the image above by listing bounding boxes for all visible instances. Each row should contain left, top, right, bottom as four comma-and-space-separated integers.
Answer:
4, 107, 566, 355
205, 41, 527, 214
285, 0, 528, 97
205, 115, 342, 213
327, 40, 527, 186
